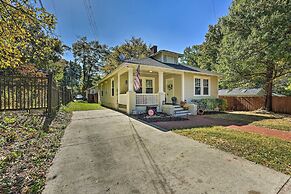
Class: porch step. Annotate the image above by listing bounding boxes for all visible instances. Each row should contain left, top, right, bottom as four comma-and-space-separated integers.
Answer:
174, 111, 191, 117
174, 107, 184, 111
173, 107, 192, 117
174, 110, 190, 114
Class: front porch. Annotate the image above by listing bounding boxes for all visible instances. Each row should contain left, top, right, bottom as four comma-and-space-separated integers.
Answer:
117, 66, 185, 114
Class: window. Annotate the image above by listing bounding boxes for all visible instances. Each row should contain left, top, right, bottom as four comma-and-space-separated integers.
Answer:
203, 79, 209, 95
163, 55, 167, 63
145, 79, 153, 93
101, 85, 103, 96
194, 78, 201, 95
194, 78, 210, 96
111, 79, 114, 96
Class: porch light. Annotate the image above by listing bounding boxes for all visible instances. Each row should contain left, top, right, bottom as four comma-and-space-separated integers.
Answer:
149, 70, 153, 73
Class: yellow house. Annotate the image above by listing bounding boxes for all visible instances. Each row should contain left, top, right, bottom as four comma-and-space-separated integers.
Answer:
97, 46, 220, 115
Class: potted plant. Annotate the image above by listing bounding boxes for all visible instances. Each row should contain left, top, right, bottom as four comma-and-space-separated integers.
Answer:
171, 96, 177, 105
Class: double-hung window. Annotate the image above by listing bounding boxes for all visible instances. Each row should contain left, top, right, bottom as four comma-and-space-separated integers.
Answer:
194, 77, 210, 96
194, 78, 201, 95
145, 79, 153, 93
203, 79, 209, 95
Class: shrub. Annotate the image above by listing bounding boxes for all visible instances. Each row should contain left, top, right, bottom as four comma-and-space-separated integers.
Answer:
191, 98, 227, 111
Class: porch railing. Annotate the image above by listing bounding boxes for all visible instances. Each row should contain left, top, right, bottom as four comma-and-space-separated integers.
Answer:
136, 93, 159, 105
118, 93, 128, 105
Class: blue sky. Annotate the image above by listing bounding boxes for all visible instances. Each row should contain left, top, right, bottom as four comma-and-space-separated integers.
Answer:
43, 0, 232, 60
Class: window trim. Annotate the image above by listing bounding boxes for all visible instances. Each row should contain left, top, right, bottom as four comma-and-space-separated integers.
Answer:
193, 76, 210, 96
101, 84, 103, 97
111, 78, 115, 96
140, 76, 155, 94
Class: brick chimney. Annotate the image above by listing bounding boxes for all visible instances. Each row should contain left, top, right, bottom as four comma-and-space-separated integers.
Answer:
150, 45, 157, 54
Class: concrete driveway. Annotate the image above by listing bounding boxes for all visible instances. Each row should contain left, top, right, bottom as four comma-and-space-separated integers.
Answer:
43, 108, 290, 194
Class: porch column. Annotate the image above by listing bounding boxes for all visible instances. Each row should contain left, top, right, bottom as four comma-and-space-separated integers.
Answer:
181, 72, 185, 101
158, 71, 165, 112
117, 73, 120, 103
127, 67, 136, 114
128, 67, 133, 92
158, 71, 164, 93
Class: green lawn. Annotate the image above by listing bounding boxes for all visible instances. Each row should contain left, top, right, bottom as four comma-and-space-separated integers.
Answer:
63, 101, 103, 112
174, 126, 291, 175
206, 112, 291, 131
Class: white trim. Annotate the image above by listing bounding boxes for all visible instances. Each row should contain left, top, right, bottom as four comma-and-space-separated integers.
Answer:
111, 78, 115, 97
128, 67, 133, 92
140, 76, 155, 94
181, 73, 185, 101
193, 75, 210, 97
117, 73, 121, 102
158, 71, 164, 93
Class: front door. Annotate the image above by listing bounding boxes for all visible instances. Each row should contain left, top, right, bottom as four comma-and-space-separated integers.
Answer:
166, 78, 174, 103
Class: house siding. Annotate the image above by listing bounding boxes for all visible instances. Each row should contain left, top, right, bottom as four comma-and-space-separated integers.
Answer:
184, 72, 218, 103
98, 64, 219, 113
99, 74, 118, 109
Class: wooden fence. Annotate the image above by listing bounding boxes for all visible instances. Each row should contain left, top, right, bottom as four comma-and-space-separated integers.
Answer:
220, 96, 291, 114
0, 73, 72, 114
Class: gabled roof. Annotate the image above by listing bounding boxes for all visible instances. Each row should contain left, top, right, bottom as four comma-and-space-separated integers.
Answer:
125, 57, 219, 76
151, 49, 183, 57
219, 88, 265, 97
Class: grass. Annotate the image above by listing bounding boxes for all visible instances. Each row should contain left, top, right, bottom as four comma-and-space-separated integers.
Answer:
63, 101, 103, 112
252, 118, 291, 131
206, 112, 291, 131
174, 126, 291, 175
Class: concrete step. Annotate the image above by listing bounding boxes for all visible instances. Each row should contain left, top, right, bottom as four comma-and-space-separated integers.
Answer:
174, 110, 190, 114
174, 112, 191, 117
174, 107, 184, 111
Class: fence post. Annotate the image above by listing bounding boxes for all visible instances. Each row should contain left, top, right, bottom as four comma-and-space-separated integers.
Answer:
47, 72, 53, 115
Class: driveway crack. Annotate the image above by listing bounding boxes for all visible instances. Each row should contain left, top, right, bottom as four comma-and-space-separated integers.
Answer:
277, 176, 291, 194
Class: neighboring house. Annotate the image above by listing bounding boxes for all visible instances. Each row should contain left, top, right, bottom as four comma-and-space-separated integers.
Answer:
86, 86, 99, 103
219, 88, 285, 97
97, 46, 220, 114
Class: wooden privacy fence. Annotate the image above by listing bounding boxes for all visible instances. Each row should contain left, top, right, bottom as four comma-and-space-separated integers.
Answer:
0, 73, 72, 114
220, 96, 291, 114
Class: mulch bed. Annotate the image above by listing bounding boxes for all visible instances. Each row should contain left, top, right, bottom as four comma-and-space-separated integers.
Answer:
134, 113, 188, 123
0, 109, 72, 193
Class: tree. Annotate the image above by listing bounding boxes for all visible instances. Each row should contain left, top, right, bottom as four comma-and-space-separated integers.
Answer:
217, 0, 291, 110
181, 45, 200, 67
198, 23, 223, 71
182, 23, 223, 71
62, 60, 82, 94
0, 0, 63, 69
103, 37, 151, 74
72, 37, 109, 92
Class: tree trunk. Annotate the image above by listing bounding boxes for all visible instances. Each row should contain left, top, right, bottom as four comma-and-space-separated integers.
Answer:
264, 65, 274, 111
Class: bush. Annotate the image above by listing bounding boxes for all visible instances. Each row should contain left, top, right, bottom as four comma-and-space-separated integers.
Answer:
191, 98, 227, 111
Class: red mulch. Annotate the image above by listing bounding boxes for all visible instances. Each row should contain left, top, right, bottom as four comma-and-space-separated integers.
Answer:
227, 125, 291, 141
152, 115, 291, 141
152, 115, 236, 130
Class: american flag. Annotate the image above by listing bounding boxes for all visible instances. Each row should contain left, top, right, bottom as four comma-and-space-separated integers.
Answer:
134, 65, 141, 91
